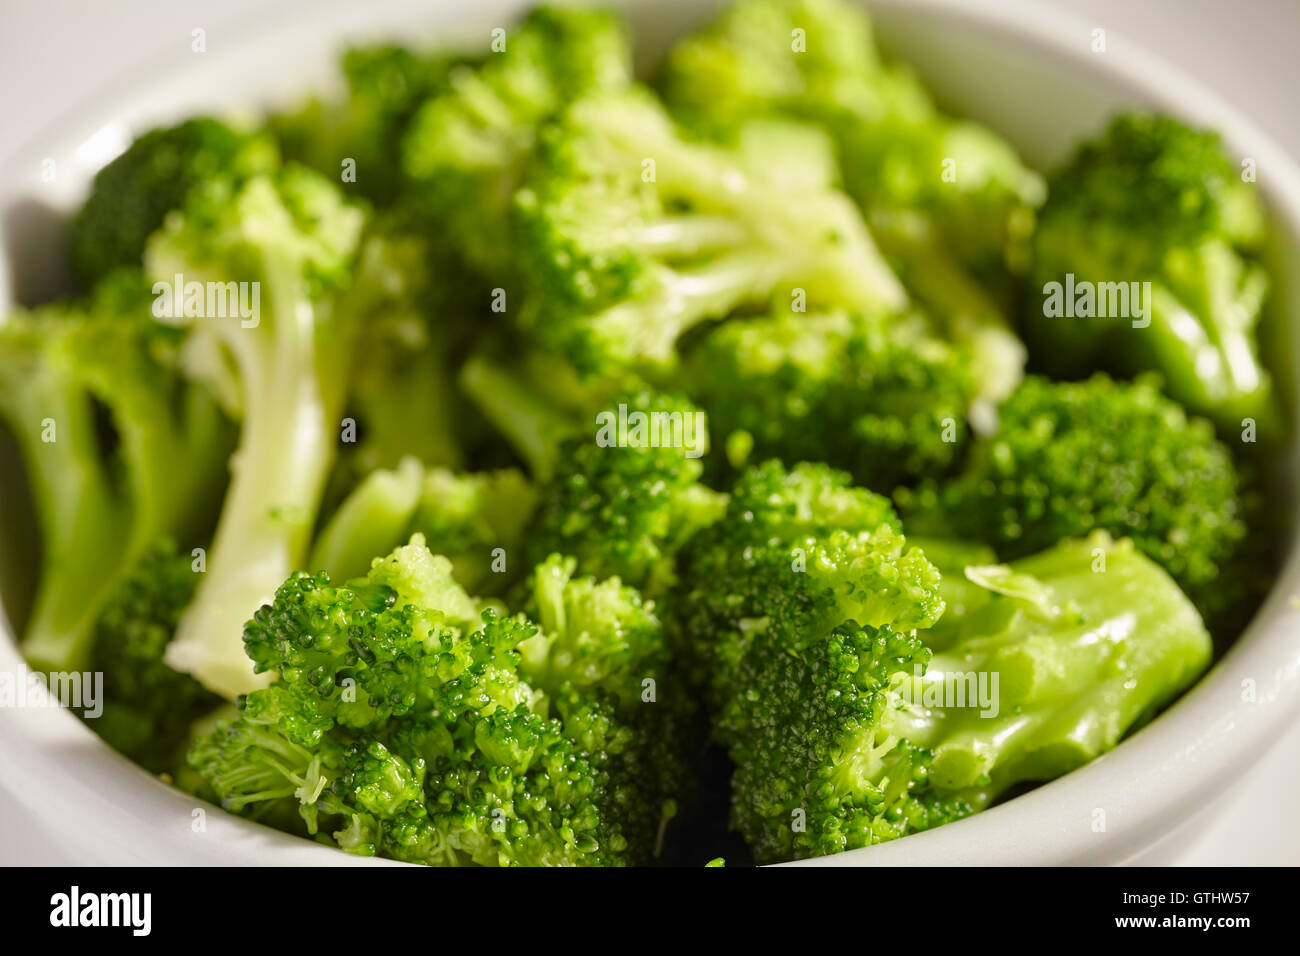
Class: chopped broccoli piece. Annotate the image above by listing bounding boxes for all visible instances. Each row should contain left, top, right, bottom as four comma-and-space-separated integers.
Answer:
190, 535, 689, 865
402, 5, 634, 273
898, 374, 1250, 624
719, 531, 1210, 862
526, 390, 726, 594
1029, 113, 1277, 437
144, 164, 366, 698
684, 308, 976, 490
272, 44, 460, 205
0, 273, 232, 672
68, 118, 278, 288
513, 86, 905, 377
660, 0, 1041, 408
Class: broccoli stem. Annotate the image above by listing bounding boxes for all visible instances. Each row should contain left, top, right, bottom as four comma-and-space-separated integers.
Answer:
595, 252, 780, 367
869, 208, 1025, 416
11, 381, 129, 672
164, 253, 339, 699
458, 354, 577, 480
308, 456, 424, 581
890, 535, 1212, 807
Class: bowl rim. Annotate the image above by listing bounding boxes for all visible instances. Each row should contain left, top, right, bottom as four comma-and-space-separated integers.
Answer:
1, 0, 1298, 867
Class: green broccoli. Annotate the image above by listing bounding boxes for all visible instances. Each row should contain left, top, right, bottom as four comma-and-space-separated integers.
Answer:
402, 5, 634, 274
88, 545, 220, 772
897, 374, 1251, 625
143, 164, 366, 698
68, 118, 278, 288
678, 460, 934, 703
718, 530, 1211, 862
1029, 113, 1277, 437
525, 390, 727, 595
272, 44, 460, 205
660, 0, 1041, 408
513, 86, 905, 378
0, 273, 232, 673
683, 308, 976, 491
309, 457, 537, 592
190, 536, 688, 865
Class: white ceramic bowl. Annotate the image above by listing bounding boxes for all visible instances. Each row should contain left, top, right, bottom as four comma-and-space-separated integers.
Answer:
2, 0, 1298, 866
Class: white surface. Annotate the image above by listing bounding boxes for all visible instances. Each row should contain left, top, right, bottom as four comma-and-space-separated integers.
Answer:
0, 0, 1296, 866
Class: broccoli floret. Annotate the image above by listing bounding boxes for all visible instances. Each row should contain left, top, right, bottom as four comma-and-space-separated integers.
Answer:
272, 45, 460, 205
310, 458, 537, 592
513, 87, 905, 378
679, 460, 939, 706
660, 0, 925, 135
519, 554, 695, 856
143, 164, 366, 698
1029, 113, 1277, 436
190, 535, 686, 865
402, 5, 633, 274
720, 532, 1211, 862
898, 374, 1250, 624
519, 554, 667, 707
660, 0, 1040, 409
684, 309, 976, 490
0, 273, 232, 673
88, 545, 220, 772
68, 118, 278, 288
525, 390, 727, 595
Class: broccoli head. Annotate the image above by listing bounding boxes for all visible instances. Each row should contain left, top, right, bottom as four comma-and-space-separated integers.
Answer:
272, 44, 459, 205
190, 536, 689, 865
898, 374, 1250, 624
402, 4, 634, 274
513, 86, 905, 378
719, 531, 1212, 862
68, 118, 278, 288
526, 390, 727, 595
1029, 113, 1277, 437
684, 309, 976, 491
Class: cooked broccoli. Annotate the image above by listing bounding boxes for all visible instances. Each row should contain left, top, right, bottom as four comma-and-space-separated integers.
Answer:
88, 545, 220, 772
683, 308, 976, 490
659, 0, 1041, 409
272, 44, 459, 205
310, 457, 537, 592
68, 118, 278, 288
402, 5, 634, 274
897, 374, 1250, 623
143, 164, 366, 698
513, 87, 904, 377
1, 0, 1285, 869
0, 273, 232, 672
525, 390, 727, 595
189, 536, 688, 865
1029, 113, 1277, 437
715, 528, 1211, 862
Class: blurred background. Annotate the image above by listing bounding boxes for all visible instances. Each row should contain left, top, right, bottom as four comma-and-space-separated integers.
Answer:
0, 0, 1297, 864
